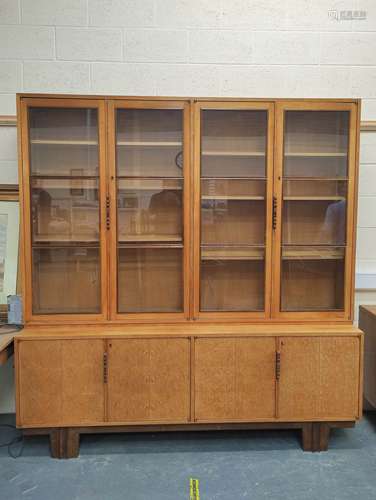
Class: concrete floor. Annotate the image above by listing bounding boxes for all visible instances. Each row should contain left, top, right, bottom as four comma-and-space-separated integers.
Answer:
1, 414, 376, 500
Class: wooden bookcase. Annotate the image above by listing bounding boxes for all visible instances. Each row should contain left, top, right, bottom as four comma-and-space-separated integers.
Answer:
15, 95, 363, 457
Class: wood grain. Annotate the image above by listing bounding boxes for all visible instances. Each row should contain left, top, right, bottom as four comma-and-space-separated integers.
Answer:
18, 339, 105, 426
278, 336, 360, 420
107, 338, 190, 422
194, 337, 276, 421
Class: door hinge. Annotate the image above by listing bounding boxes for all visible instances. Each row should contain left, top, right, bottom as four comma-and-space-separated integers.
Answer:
106, 196, 110, 230
275, 351, 281, 380
103, 352, 108, 384
272, 196, 278, 230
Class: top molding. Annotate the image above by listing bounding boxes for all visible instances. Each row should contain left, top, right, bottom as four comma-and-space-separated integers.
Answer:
16, 93, 361, 104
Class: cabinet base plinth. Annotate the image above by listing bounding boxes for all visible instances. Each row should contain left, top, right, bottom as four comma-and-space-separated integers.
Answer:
22, 421, 355, 458
302, 422, 330, 452
48, 428, 80, 459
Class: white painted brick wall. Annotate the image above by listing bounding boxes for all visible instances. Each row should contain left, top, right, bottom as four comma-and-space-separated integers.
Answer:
125, 30, 189, 63
56, 28, 123, 62
1, 0, 376, 411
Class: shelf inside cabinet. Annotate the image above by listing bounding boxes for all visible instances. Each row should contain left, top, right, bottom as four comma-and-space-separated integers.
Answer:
118, 242, 183, 249
202, 195, 264, 201
283, 196, 346, 201
283, 177, 348, 181
284, 151, 347, 157
117, 141, 182, 147
30, 139, 98, 146
202, 176, 267, 180
202, 150, 265, 157
118, 178, 182, 191
119, 235, 183, 243
282, 248, 345, 260
32, 242, 100, 250
201, 246, 265, 261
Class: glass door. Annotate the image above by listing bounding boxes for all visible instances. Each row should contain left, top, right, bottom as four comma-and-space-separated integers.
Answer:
20, 98, 107, 320
273, 102, 358, 319
108, 101, 190, 319
194, 102, 274, 318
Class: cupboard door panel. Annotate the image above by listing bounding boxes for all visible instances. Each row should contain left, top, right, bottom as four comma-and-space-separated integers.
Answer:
195, 338, 276, 421
196, 103, 274, 317
107, 338, 190, 422
273, 102, 358, 319
23, 101, 108, 318
110, 103, 189, 318
18, 340, 105, 426
278, 337, 360, 420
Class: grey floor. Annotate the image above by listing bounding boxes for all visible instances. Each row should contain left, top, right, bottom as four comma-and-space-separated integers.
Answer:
1, 414, 376, 500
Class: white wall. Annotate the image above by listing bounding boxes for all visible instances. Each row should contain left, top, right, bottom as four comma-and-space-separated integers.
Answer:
1, 0, 376, 413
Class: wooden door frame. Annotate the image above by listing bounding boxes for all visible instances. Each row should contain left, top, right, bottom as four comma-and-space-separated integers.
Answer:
18, 96, 109, 324
271, 100, 360, 322
192, 100, 275, 321
107, 99, 191, 322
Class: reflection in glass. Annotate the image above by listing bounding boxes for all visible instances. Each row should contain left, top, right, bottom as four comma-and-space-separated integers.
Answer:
280, 110, 349, 312
32, 247, 101, 314
115, 108, 184, 313
118, 247, 182, 313
31, 179, 99, 243
200, 109, 268, 312
29, 108, 99, 177
28, 106, 101, 315
116, 109, 183, 178
117, 179, 182, 242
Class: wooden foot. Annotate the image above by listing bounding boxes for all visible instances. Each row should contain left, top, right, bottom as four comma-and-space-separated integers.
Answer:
302, 422, 330, 452
49, 428, 80, 459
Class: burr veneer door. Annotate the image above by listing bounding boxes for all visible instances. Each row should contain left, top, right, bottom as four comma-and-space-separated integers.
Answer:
194, 337, 276, 421
277, 337, 360, 420
107, 338, 190, 423
17, 339, 105, 427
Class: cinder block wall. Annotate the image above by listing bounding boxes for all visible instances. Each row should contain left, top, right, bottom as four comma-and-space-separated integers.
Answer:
1, 0, 376, 412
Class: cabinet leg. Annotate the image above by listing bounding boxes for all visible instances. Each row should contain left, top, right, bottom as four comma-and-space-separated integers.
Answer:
302, 423, 330, 452
49, 428, 80, 459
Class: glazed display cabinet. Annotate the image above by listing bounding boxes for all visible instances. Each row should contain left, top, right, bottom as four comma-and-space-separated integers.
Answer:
16, 95, 363, 458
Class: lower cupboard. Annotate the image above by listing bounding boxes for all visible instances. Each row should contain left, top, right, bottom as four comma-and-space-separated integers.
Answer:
16, 333, 362, 429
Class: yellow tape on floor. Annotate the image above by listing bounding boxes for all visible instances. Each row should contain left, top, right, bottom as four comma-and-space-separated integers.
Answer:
190, 478, 200, 500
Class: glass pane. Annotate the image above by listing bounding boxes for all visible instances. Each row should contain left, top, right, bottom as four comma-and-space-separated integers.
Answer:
116, 108, 184, 313
280, 110, 349, 312
118, 247, 183, 313
200, 109, 268, 312
28, 106, 101, 315
31, 178, 99, 243
117, 178, 182, 242
284, 111, 349, 179
32, 247, 100, 314
116, 109, 183, 178
29, 108, 98, 177
281, 247, 345, 311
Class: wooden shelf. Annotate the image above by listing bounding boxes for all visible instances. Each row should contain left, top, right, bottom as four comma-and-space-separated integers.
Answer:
31, 178, 98, 189
30, 139, 97, 146
117, 176, 183, 181
284, 152, 347, 157
117, 141, 182, 147
33, 237, 99, 246
201, 247, 265, 261
284, 177, 348, 181
118, 179, 182, 191
202, 195, 264, 201
202, 176, 267, 180
118, 243, 183, 249
202, 151, 265, 157
282, 248, 344, 260
284, 196, 345, 201
119, 235, 182, 243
